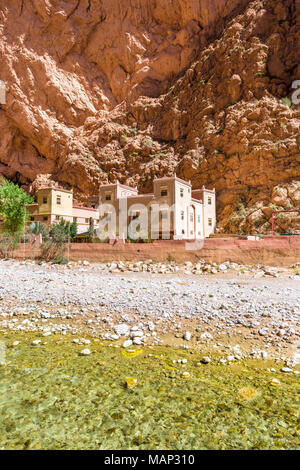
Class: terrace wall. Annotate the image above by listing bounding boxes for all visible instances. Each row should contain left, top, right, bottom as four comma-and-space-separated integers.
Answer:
10, 236, 300, 266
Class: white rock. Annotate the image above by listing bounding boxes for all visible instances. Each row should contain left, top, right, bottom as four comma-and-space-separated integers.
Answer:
81, 339, 91, 344
32, 340, 41, 345
114, 324, 130, 337
79, 348, 91, 355
122, 339, 133, 348
133, 338, 143, 345
130, 330, 144, 338
218, 264, 227, 271
184, 331, 192, 341
201, 356, 211, 364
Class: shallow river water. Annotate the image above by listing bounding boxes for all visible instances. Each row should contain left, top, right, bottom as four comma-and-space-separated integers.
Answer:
0, 332, 299, 450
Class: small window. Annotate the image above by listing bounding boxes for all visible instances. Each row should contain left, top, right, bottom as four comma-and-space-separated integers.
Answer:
56, 215, 60, 221
161, 212, 168, 220
181, 211, 184, 220
208, 197, 212, 205
56, 196, 61, 205
85, 218, 89, 223
182, 229, 185, 234
180, 188, 184, 198
208, 218, 212, 226
73, 217, 77, 222
30, 216, 34, 221
105, 193, 111, 201
43, 216, 48, 221
160, 189, 168, 197
43, 197, 47, 204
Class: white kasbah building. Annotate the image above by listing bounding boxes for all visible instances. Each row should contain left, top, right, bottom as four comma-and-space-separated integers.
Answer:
97, 175, 216, 241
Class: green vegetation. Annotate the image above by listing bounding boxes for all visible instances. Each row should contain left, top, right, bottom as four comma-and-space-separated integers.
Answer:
40, 219, 77, 262
237, 202, 246, 217
51, 254, 69, 265
0, 234, 19, 258
30, 221, 48, 238
86, 225, 95, 242
49, 219, 77, 241
281, 97, 292, 109
0, 179, 33, 235
95, 167, 106, 174
0, 331, 299, 450
149, 153, 166, 159
215, 128, 224, 135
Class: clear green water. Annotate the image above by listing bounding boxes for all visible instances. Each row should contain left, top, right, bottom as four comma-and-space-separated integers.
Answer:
0, 332, 299, 450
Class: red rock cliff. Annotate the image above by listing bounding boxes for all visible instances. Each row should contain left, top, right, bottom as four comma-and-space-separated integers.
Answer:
0, 0, 299, 233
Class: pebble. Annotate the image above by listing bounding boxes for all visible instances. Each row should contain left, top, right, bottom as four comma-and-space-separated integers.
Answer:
201, 356, 211, 364
271, 378, 281, 385
184, 331, 192, 341
79, 348, 91, 355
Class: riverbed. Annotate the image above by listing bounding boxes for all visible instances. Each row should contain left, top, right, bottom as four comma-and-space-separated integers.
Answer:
0, 332, 299, 450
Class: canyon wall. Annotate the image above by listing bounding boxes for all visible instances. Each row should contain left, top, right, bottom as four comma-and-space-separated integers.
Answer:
0, 0, 299, 233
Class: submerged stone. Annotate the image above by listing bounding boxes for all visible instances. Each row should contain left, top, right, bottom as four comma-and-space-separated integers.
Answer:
125, 377, 138, 389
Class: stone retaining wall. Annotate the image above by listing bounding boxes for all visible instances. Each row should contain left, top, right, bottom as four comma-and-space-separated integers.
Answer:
10, 236, 300, 266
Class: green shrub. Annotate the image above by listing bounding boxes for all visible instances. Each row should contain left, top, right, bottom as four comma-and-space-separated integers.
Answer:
281, 97, 292, 108
51, 254, 69, 265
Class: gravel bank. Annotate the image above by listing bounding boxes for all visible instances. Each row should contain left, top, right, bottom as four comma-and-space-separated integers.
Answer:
0, 259, 299, 367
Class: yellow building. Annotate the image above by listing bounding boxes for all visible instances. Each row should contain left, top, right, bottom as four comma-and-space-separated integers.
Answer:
26, 187, 99, 234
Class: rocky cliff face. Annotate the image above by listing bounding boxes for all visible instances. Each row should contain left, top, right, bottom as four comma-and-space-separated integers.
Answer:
0, 0, 299, 233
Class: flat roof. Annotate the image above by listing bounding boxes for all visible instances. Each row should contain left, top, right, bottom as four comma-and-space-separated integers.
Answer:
38, 187, 73, 194
154, 176, 192, 187
100, 182, 138, 192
